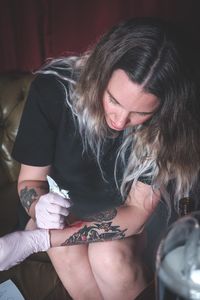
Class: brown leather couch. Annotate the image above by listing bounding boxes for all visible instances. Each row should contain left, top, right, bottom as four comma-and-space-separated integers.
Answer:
0, 73, 72, 300
0, 74, 34, 236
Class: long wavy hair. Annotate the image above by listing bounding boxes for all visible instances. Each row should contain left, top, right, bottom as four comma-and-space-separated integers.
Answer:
40, 18, 200, 213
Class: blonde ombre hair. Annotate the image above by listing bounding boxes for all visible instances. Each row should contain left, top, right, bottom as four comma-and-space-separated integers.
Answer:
39, 18, 200, 215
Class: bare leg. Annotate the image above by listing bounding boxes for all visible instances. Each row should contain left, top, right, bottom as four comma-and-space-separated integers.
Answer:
44, 222, 148, 299
88, 234, 148, 300
48, 246, 103, 300
26, 219, 103, 300
0, 219, 147, 299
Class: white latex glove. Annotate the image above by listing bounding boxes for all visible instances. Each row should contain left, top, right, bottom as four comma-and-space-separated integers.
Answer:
35, 192, 71, 229
0, 229, 50, 271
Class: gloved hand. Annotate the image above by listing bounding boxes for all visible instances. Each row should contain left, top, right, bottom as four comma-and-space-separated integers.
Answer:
35, 192, 71, 229
0, 229, 50, 271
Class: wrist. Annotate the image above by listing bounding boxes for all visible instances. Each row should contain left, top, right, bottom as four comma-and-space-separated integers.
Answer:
28, 198, 39, 219
49, 222, 86, 247
49, 226, 74, 247
29, 229, 51, 252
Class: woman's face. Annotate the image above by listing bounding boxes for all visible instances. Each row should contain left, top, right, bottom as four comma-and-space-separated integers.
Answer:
102, 69, 160, 131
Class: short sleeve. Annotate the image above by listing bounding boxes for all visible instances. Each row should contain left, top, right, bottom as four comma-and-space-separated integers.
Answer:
12, 74, 64, 166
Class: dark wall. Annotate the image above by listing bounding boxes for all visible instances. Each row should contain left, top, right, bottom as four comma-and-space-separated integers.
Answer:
0, 0, 199, 72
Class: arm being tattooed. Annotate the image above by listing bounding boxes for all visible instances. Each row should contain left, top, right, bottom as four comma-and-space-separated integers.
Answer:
63, 208, 126, 245
62, 221, 127, 246
83, 208, 117, 222
49, 181, 161, 247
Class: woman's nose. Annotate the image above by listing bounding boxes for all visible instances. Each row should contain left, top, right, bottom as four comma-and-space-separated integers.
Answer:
114, 111, 130, 128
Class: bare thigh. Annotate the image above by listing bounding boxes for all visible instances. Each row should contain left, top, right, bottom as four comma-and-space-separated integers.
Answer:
88, 233, 148, 300
48, 243, 103, 300
25, 219, 102, 299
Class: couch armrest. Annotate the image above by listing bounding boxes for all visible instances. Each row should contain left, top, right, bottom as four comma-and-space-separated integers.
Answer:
0, 182, 19, 236
0, 74, 34, 235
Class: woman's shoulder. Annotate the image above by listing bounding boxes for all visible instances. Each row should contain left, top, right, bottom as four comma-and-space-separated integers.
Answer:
25, 71, 75, 128
27, 74, 66, 117
32, 57, 80, 105
31, 72, 70, 96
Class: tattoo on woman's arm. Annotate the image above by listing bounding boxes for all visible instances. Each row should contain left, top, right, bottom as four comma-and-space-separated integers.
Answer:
61, 221, 127, 246
19, 187, 38, 211
83, 208, 117, 222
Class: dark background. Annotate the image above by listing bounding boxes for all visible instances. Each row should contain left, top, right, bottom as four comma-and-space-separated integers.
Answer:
0, 0, 200, 73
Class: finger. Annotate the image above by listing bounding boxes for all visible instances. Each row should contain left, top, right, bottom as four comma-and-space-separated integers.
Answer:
49, 193, 71, 208
45, 213, 70, 226
44, 212, 63, 223
37, 221, 65, 230
49, 223, 66, 230
47, 218, 66, 230
47, 204, 69, 216
57, 206, 70, 216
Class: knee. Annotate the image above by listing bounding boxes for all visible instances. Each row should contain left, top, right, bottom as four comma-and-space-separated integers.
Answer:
48, 246, 74, 271
89, 241, 138, 277
48, 244, 88, 269
48, 246, 69, 262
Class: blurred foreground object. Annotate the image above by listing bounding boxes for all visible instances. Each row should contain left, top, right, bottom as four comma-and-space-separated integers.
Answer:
156, 211, 200, 300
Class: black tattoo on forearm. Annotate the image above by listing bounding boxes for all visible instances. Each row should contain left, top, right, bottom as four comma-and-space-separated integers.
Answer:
19, 187, 38, 211
83, 208, 117, 222
61, 222, 127, 246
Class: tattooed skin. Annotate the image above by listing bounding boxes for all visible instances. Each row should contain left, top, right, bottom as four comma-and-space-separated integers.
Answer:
62, 222, 127, 246
20, 187, 38, 211
83, 208, 117, 222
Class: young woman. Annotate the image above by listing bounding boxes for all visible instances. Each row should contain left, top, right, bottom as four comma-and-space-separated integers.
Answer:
0, 18, 200, 300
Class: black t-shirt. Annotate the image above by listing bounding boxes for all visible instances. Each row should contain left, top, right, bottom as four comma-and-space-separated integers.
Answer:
12, 74, 126, 218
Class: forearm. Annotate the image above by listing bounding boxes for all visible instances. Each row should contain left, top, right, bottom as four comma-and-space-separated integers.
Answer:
50, 205, 150, 247
18, 180, 49, 219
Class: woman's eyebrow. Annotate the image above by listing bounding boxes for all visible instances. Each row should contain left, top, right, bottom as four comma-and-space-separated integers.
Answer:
107, 89, 156, 115
107, 89, 121, 105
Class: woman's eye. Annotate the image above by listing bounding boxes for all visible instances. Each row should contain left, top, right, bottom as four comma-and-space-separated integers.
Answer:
108, 96, 117, 105
137, 112, 148, 116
